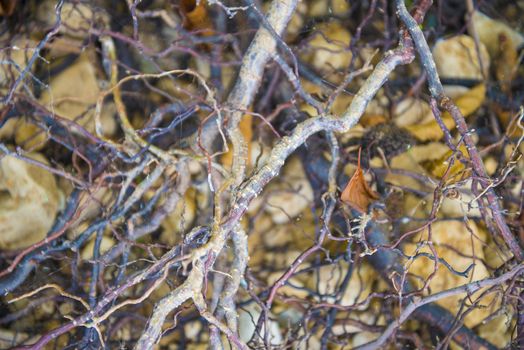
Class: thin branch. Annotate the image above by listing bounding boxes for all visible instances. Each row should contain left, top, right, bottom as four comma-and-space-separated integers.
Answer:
396, 0, 524, 261
356, 263, 524, 350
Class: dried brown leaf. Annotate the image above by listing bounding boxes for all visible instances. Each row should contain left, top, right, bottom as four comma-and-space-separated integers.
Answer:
340, 149, 379, 213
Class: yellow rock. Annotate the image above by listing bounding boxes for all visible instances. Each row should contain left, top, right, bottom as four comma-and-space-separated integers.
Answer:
403, 193, 430, 220
483, 234, 513, 270
264, 157, 314, 224
303, 22, 352, 73
15, 120, 48, 150
58, 302, 74, 317
161, 188, 197, 245
183, 321, 202, 342
364, 91, 388, 117
285, 1, 308, 41
471, 11, 524, 58
266, 249, 303, 272
0, 117, 48, 151
404, 220, 498, 328
0, 329, 38, 348
294, 332, 321, 350
432, 35, 490, 80
37, 2, 108, 38
0, 152, 60, 249
80, 234, 116, 260
238, 302, 283, 346
0, 37, 37, 87
393, 97, 432, 127
405, 84, 486, 142
246, 213, 272, 265
308, 262, 376, 307
436, 181, 481, 218
0, 37, 51, 148
386, 142, 451, 191
40, 54, 99, 121
476, 312, 513, 348
249, 139, 271, 169
426, 144, 471, 185
66, 187, 114, 237
7, 52, 116, 150
351, 331, 380, 348
442, 85, 471, 99
308, 0, 350, 17
332, 309, 383, 335
267, 271, 311, 300
483, 156, 498, 176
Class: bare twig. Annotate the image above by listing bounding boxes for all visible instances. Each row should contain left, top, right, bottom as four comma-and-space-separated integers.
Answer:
356, 263, 524, 350
395, 0, 524, 261
225, 0, 298, 186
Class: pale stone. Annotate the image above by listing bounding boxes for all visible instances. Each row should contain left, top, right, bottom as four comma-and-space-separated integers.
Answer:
472, 11, 524, 58
250, 140, 270, 169
0, 153, 60, 249
161, 188, 197, 245
66, 187, 113, 237
266, 271, 310, 300
0, 329, 37, 348
484, 156, 498, 176
39, 54, 99, 122
183, 321, 202, 342
432, 35, 490, 80
332, 311, 380, 335
285, 1, 308, 40
307, 262, 376, 307
264, 157, 314, 224
304, 22, 352, 73
0, 37, 37, 88
238, 302, 283, 346
352, 332, 378, 347
404, 220, 498, 328
394, 98, 432, 127
437, 181, 481, 218
294, 333, 321, 350
308, 0, 350, 17
476, 312, 513, 348
81, 234, 116, 260
37, 2, 108, 38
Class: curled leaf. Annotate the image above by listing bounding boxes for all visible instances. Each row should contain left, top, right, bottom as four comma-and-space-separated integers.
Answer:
341, 149, 379, 213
